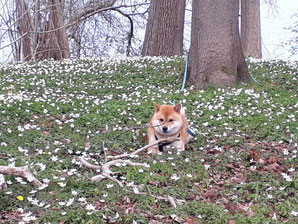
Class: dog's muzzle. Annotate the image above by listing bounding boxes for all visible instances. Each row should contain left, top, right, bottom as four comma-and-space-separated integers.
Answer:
162, 126, 168, 133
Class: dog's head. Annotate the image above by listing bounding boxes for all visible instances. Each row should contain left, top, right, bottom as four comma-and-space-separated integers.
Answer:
151, 102, 183, 135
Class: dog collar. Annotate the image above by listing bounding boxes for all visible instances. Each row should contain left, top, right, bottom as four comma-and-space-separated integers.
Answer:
187, 128, 196, 137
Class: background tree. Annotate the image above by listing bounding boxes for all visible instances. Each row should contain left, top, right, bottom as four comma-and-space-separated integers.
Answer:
188, 0, 250, 89
14, 0, 71, 61
0, 0, 149, 61
141, 0, 186, 56
241, 0, 262, 58
282, 12, 298, 59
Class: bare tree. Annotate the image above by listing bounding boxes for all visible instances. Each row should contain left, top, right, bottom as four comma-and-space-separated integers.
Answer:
15, 0, 34, 61
141, 0, 186, 56
13, 0, 71, 61
188, 0, 250, 89
282, 13, 298, 58
241, 0, 262, 58
0, 0, 149, 61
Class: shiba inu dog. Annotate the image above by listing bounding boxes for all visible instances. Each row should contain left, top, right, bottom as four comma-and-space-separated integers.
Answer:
147, 102, 190, 154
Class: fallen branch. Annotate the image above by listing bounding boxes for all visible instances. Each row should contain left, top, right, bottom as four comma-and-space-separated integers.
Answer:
77, 157, 148, 187
0, 166, 42, 187
77, 137, 185, 207
106, 137, 180, 160
126, 184, 186, 208
78, 157, 185, 207
77, 157, 102, 170
0, 174, 7, 190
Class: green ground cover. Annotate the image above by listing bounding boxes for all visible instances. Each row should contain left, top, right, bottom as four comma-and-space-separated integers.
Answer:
0, 56, 297, 223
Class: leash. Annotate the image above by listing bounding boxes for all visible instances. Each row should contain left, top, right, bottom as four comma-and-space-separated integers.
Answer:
171, 56, 260, 137
181, 55, 188, 92
249, 73, 262, 85
172, 55, 188, 106
173, 55, 195, 137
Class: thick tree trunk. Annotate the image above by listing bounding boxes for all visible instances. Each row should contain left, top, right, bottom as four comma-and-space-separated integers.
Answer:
241, 0, 262, 58
141, 0, 186, 56
51, 0, 70, 59
16, 0, 70, 61
36, 0, 70, 60
16, 0, 35, 61
189, 0, 250, 89
237, 25, 251, 83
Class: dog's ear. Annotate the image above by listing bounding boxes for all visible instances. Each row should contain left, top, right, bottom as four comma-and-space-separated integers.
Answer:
153, 102, 160, 112
174, 104, 181, 113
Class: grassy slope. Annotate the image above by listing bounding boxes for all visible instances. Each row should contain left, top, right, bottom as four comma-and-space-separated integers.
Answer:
0, 57, 297, 223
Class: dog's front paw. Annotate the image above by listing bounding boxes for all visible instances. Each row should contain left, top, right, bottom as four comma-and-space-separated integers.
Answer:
148, 147, 159, 155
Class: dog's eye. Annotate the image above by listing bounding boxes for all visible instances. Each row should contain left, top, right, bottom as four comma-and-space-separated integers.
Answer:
169, 119, 173, 122
159, 118, 164, 122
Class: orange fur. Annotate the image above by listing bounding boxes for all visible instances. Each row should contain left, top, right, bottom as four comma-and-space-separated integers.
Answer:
147, 102, 189, 154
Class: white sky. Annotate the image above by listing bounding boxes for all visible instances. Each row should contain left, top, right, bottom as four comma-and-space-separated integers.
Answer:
261, 0, 298, 60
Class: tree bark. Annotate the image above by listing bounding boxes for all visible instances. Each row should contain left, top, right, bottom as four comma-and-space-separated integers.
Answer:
15, 0, 70, 61
51, 0, 70, 59
36, 0, 70, 60
141, 0, 186, 56
6, 0, 136, 61
241, 0, 262, 58
16, 0, 35, 61
189, 0, 250, 89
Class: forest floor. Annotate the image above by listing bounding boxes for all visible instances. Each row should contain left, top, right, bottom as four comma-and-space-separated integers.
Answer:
0, 57, 297, 223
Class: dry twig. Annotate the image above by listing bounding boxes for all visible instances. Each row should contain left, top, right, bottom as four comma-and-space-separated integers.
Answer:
106, 136, 179, 160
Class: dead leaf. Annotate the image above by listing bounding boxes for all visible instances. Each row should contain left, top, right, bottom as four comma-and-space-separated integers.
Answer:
42, 120, 52, 127
266, 156, 278, 164
228, 219, 235, 224
121, 196, 131, 204
200, 189, 215, 202
231, 172, 247, 184
142, 134, 148, 143
42, 131, 50, 136
247, 149, 258, 162
215, 159, 222, 164
187, 216, 195, 224
224, 163, 240, 171
170, 214, 185, 223
61, 139, 70, 143
204, 148, 222, 156
258, 158, 265, 164
258, 166, 265, 172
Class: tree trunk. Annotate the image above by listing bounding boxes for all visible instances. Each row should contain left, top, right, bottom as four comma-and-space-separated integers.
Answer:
141, 0, 186, 56
241, 0, 262, 58
36, 0, 70, 60
16, 0, 35, 61
15, 0, 70, 61
51, 0, 70, 59
189, 0, 250, 89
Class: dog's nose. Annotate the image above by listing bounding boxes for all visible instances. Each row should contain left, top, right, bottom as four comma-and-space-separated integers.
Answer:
162, 126, 168, 132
